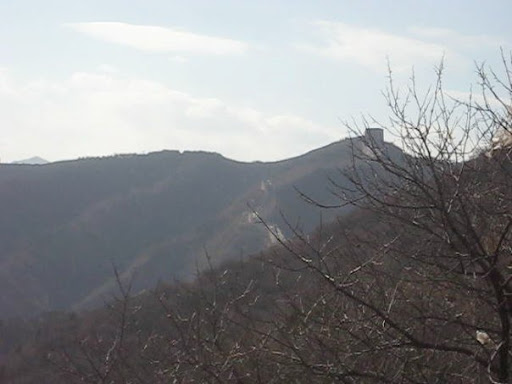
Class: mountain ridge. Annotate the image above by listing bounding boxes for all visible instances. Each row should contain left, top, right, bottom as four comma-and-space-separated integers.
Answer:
0, 136, 391, 319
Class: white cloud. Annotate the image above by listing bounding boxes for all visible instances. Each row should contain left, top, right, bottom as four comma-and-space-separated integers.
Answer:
97, 64, 119, 74
409, 27, 507, 49
296, 21, 450, 71
65, 22, 248, 55
0, 70, 338, 163
168, 55, 189, 63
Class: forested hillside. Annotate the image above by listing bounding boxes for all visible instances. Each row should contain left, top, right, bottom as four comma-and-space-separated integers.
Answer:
0, 138, 391, 319
2, 141, 511, 383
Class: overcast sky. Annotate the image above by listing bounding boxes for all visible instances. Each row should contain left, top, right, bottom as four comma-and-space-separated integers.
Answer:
0, 0, 510, 163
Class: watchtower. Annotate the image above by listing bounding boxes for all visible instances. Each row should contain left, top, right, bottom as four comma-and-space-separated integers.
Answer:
365, 128, 384, 148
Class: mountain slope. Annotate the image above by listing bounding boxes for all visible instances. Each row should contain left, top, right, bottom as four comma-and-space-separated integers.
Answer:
0, 137, 395, 318
3, 145, 511, 384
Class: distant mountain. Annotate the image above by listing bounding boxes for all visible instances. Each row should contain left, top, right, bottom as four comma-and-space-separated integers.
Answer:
0, 136, 401, 318
12, 156, 49, 165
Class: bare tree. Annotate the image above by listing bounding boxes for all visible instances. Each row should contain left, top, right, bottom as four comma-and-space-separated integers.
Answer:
267, 53, 512, 382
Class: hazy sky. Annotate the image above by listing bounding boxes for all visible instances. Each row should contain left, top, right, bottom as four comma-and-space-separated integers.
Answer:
0, 0, 510, 163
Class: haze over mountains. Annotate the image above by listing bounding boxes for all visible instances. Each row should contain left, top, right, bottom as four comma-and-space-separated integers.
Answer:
0, 134, 397, 319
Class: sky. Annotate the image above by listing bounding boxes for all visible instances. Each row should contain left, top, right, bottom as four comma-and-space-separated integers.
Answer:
0, 0, 510, 163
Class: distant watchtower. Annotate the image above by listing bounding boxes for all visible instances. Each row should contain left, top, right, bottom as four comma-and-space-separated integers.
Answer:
365, 128, 384, 148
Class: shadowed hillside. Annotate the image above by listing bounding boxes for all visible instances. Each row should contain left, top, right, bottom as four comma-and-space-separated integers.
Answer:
2, 142, 510, 383
0, 136, 396, 319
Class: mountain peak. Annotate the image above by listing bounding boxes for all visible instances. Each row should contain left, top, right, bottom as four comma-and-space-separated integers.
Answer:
12, 156, 49, 165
